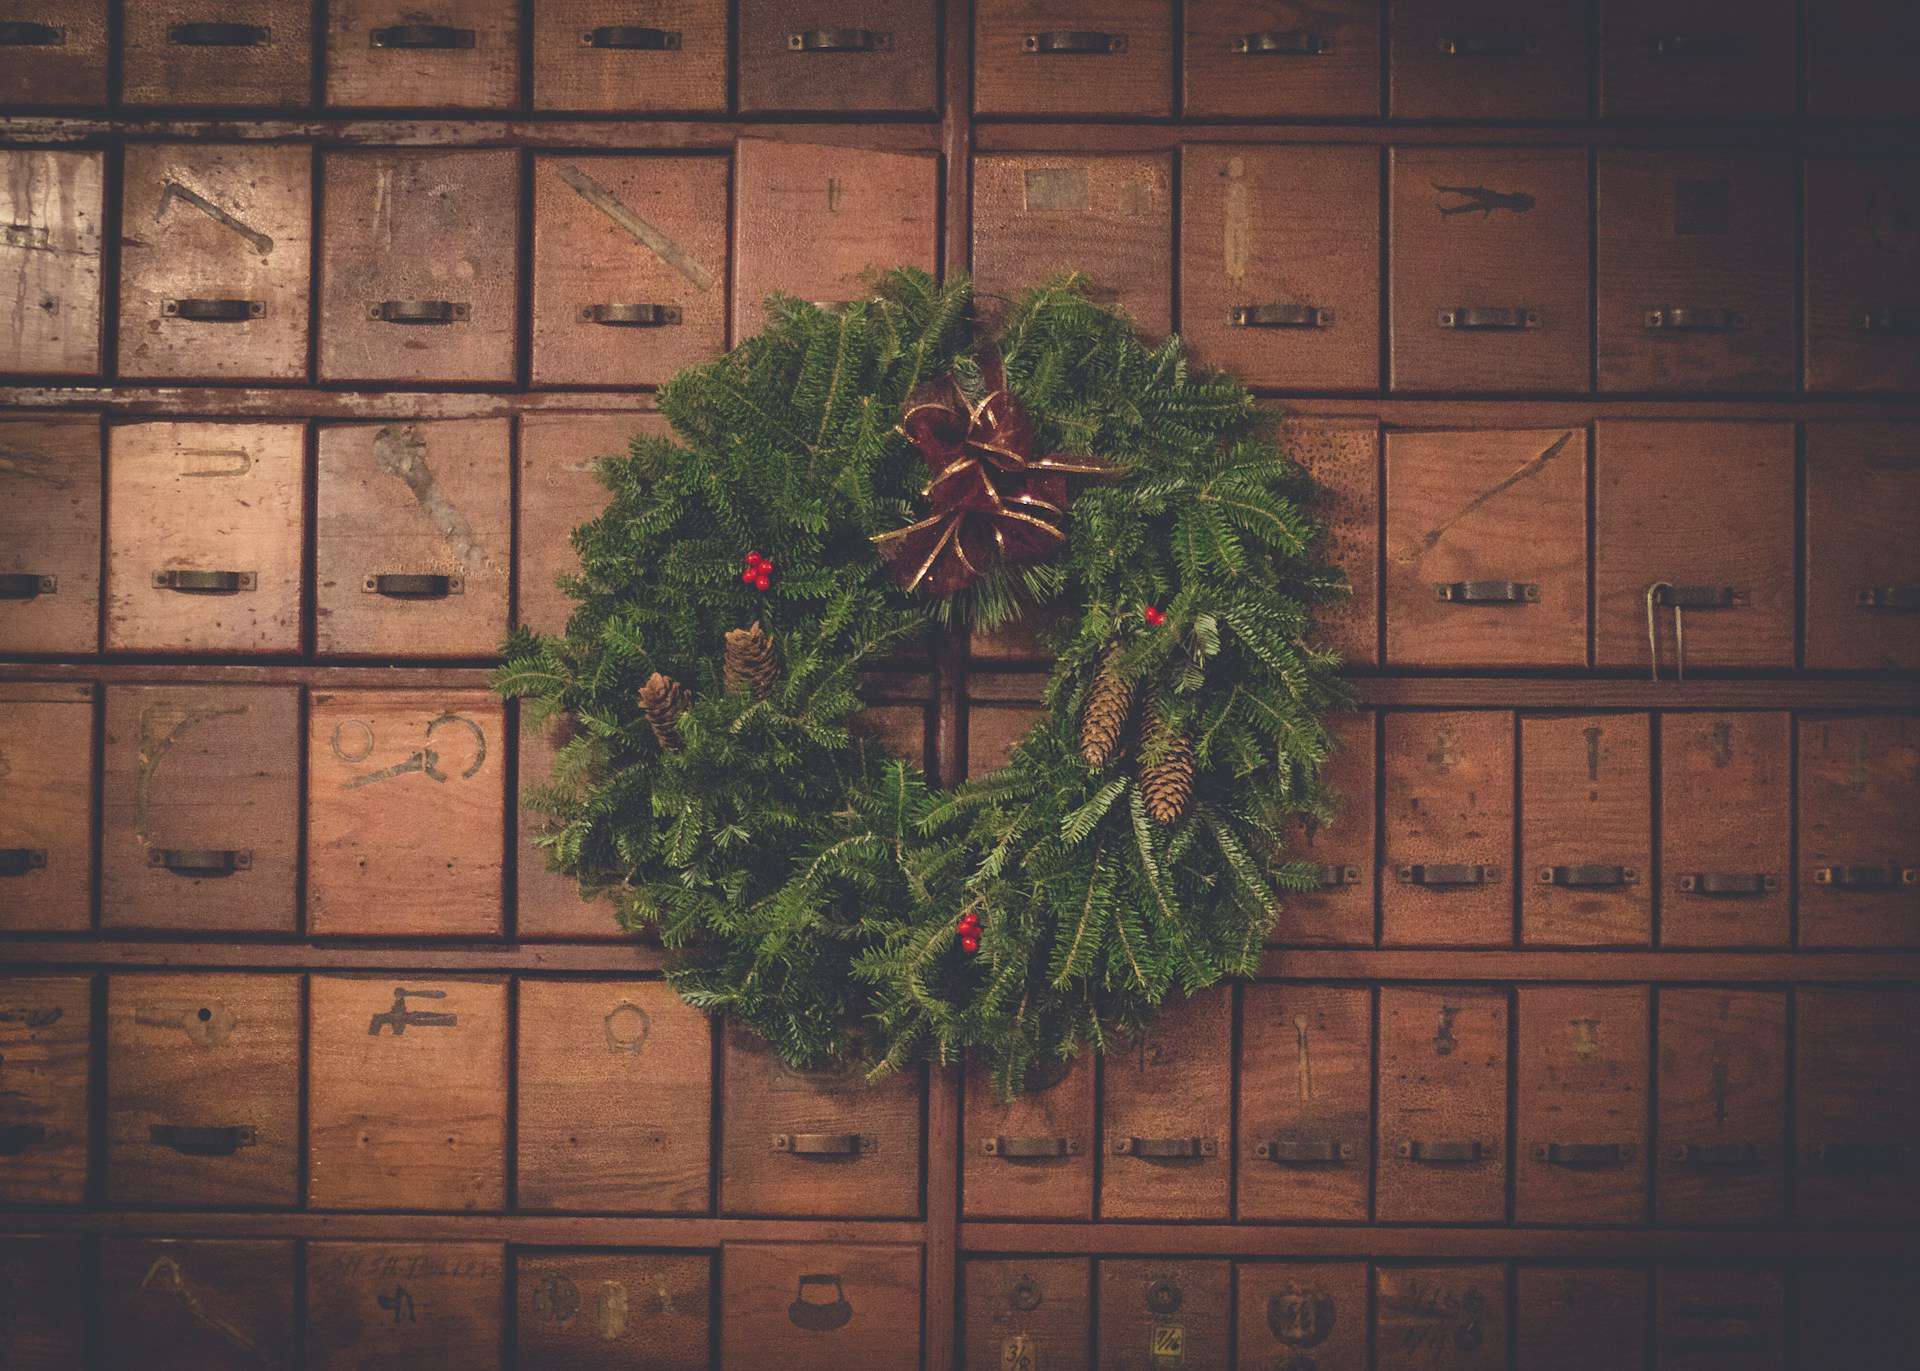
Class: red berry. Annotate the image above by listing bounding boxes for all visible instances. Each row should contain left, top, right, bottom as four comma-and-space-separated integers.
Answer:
758, 560, 774, 576
746, 550, 763, 567
741, 569, 758, 585
960, 934, 980, 953
754, 572, 772, 592
957, 914, 978, 932
1143, 605, 1165, 626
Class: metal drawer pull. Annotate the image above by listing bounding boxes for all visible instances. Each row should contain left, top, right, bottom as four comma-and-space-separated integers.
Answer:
1397, 863, 1499, 887
1814, 864, 1917, 890
1808, 1142, 1907, 1171
1668, 1143, 1764, 1167
771, 1132, 870, 1156
1230, 303, 1333, 329
1112, 1135, 1218, 1159
1644, 306, 1747, 332
1857, 308, 1920, 335
152, 569, 256, 593
1233, 31, 1332, 55
1024, 30, 1126, 55
1536, 1141, 1634, 1167
1435, 579, 1539, 604
369, 300, 469, 324
149, 848, 252, 877
163, 298, 264, 322
1437, 306, 1539, 330
1677, 872, 1778, 896
1253, 1138, 1352, 1164
582, 26, 681, 50
982, 1135, 1078, 1159
1315, 863, 1360, 888
1858, 584, 1920, 611
1651, 584, 1745, 610
0, 573, 56, 600
1650, 35, 1740, 57
0, 21, 64, 45
364, 573, 462, 598
3, 224, 49, 249
580, 303, 682, 327
1438, 35, 1539, 57
0, 1124, 49, 1155
1539, 864, 1639, 888
788, 28, 890, 52
150, 1124, 257, 1157
169, 21, 270, 45
371, 23, 474, 49
1399, 1139, 1497, 1163
0, 849, 48, 876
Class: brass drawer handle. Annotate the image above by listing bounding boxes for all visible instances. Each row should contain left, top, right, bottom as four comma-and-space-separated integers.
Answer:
1024, 30, 1126, 55
148, 848, 251, 877
1644, 306, 1747, 332
150, 1124, 257, 1157
1808, 1142, 1908, 1171
1858, 584, 1920, 611
1399, 1139, 1498, 1163
982, 1135, 1079, 1159
363, 572, 463, 598
169, 21, 270, 46
1649, 34, 1741, 58
1437, 306, 1539, 330
1668, 1143, 1765, 1168
580, 303, 682, 327
1230, 303, 1333, 329
788, 28, 890, 53
0, 21, 64, 45
0, 849, 49, 877
3, 224, 50, 249
1813, 864, 1917, 890
1857, 308, 1920, 335
163, 298, 265, 323
1252, 1138, 1353, 1164
1538, 864, 1639, 888
0, 573, 56, 600
1111, 1135, 1217, 1159
772, 1132, 872, 1156
152, 569, 256, 593
0, 1123, 49, 1155
1439, 34, 1539, 57
582, 26, 680, 50
1314, 863, 1360, 888
1396, 863, 1499, 887
370, 23, 474, 49
1677, 872, 1778, 896
1536, 1141, 1634, 1167
1232, 31, 1332, 55
369, 300, 469, 324
1435, 579, 1538, 605
1651, 584, 1746, 610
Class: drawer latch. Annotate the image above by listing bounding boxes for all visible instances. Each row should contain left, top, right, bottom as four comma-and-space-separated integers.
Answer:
152, 569, 256, 593
169, 22, 270, 46
1023, 30, 1127, 55
148, 848, 252, 877
1807, 1142, 1909, 1172
1857, 583, 1920, 612
1538, 864, 1638, 888
0, 21, 64, 45
1644, 306, 1747, 332
370, 24, 474, 49
1396, 863, 1499, 887
581, 26, 681, 50
982, 1135, 1079, 1159
1437, 306, 1539, 330
1435, 579, 1538, 605
1112, 1135, 1218, 1160
1313, 863, 1360, 889
580, 303, 682, 327
364, 573, 463, 598
1438, 34, 1540, 57
0, 849, 48, 877
369, 300, 470, 325
772, 1132, 875, 1157
0, 573, 56, 600
1857, 307, 1920, 336
1668, 1143, 1765, 1168
1677, 872, 1778, 896
788, 28, 890, 53
1535, 1141, 1634, 1167
1813, 864, 1917, 890
1399, 1139, 1498, 1163
150, 1124, 257, 1157
1232, 31, 1333, 55
1230, 303, 1333, 329
1252, 1138, 1352, 1165
163, 298, 265, 323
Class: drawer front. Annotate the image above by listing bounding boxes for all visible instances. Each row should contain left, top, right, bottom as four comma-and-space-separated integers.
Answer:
1238, 984, 1370, 1221
1097, 1258, 1230, 1371
0, 1235, 88, 1368
1236, 1261, 1368, 1371
967, 700, 1041, 777
1285, 417, 1379, 668
1599, 0, 1795, 116
532, 0, 726, 112
517, 1249, 711, 1370
1796, 1268, 1920, 1371
973, 153, 1174, 340
1655, 988, 1786, 1224
1518, 1266, 1647, 1371
720, 1241, 921, 1371
516, 979, 712, 1213
306, 690, 505, 936
308, 976, 508, 1210
1515, 984, 1649, 1224
325, 0, 518, 109
0, 974, 90, 1204
517, 412, 650, 636
1805, 422, 1920, 670
1658, 712, 1790, 946
532, 155, 727, 386
1384, 428, 1586, 667
1389, 0, 1587, 119
720, 1027, 923, 1217
1101, 988, 1232, 1220
1183, 1, 1379, 117
740, 0, 937, 114
0, 686, 95, 932
0, 148, 103, 376
318, 148, 519, 383
0, 0, 107, 105
1521, 712, 1652, 946
1389, 147, 1589, 392
733, 140, 938, 340
1593, 421, 1795, 670
306, 1241, 505, 1370
1277, 709, 1375, 945
1795, 987, 1920, 1226
1804, 158, 1920, 393
517, 710, 612, 937
1375, 1263, 1508, 1371
315, 419, 510, 658
99, 1238, 297, 1371
101, 684, 300, 932
963, 1257, 1091, 1371
1597, 150, 1796, 392
0, 414, 101, 655
1808, 0, 1920, 117
1655, 1266, 1784, 1371
1377, 985, 1508, 1222
963, 1051, 1094, 1220
1180, 144, 1379, 390
1798, 713, 1920, 948
976, 0, 1173, 117
116, 142, 312, 380
1382, 711, 1514, 947
122, 0, 312, 107
105, 420, 305, 653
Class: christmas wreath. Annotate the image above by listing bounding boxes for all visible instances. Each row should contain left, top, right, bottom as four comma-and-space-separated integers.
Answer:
497, 270, 1346, 1090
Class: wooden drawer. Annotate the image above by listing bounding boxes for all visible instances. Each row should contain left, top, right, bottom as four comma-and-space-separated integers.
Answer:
1378, 985, 1508, 1222
1382, 711, 1514, 947
0, 0, 107, 105
532, 0, 726, 112
1797, 1268, 1920, 1371
1276, 709, 1374, 945
1384, 428, 1586, 667
325, 0, 517, 108
1236, 1261, 1367, 1371
1593, 421, 1795, 670
1389, 0, 1587, 119
963, 1257, 1090, 1371
968, 700, 1040, 777
1804, 159, 1920, 393
1516, 984, 1649, 1224
307, 690, 505, 936
517, 979, 711, 1213
317, 148, 518, 383
1389, 147, 1589, 393
0, 1235, 87, 1368
105, 420, 304, 654
1655, 1267, 1784, 1371
0, 414, 100, 655
732, 139, 938, 339
976, 0, 1173, 117
532, 155, 727, 386
720, 1241, 921, 1371
315, 419, 509, 658
308, 976, 507, 1210
1658, 712, 1789, 947
1180, 145, 1379, 390
518, 413, 649, 636
1655, 987, 1785, 1225
517, 1249, 711, 1370
1238, 984, 1370, 1221
1101, 988, 1232, 1220
116, 142, 311, 381
1795, 987, 1920, 1226
100, 1238, 297, 1371
720, 1026, 922, 1217
1518, 1266, 1647, 1371
1598, 0, 1795, 116
962, 1051, 1094, 1220
1183, 1, 1380, 117
1597, 150, 1795, 392
1521, 712, 1652, 947
0, 684, 95, 932
1097, 1258, 1229, 1371
1805, 422, 1920, 670
101, 684, 299, 932
0, 974, 90, 1204
516, 709, 612, 938
0, 148, 103, 376
973, 152, 1174, 340
306, 1241, 504, 1370
1376, 1263, 1508, 1371
1799, 713, 1919, 948
1284, 417, 1379, 669
740, 0, 937, 114
1808, 0, 1920, 117
122, 1, 312, 107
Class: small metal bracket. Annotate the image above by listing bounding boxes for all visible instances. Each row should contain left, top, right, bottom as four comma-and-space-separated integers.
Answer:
1677, 872, 1778, 896
1538, 864, 1639, 888
0, 1123, 49, 1154
1314, 863, 1360, 889
149, 1124, 258, 1157
1438, 35, 1540, 57
1230, 303, 1334, 329
1111, 1136, 1218, 1159
1857, 584, 1920, 611
1435, 579, 1539, 604
1535, 1141, 1634, 1166
1437, 306, 1539, 330
0, 849, 49, 877
789, 28, 890, 52
580, 303, 682, 327
163, 298, 265, 322
1397, 863, 1499, 887
1651, 584, 1746, 610
772, 1132, 874, 1156
1399, 1139, 1498, 1162
0, 21, 65, 45
152, 569, 256, 593
1668, 1143, 1764, 1167
1023, 30, 1126, 54
982, 1135, 1079, 1159
370, 23, 474, 49
364, 573, 463, 598
3, 224, 51, 249
1644, 306, 1747, 332
1856, 307, 1920, 335
0, 573, 56, 600
1649, 34, 1741, 57
1252, 1138, 1353, 1164
1808, 1142, 1909, 1172
369, 300, 469, 324
148, 848, 252, 877
1233, 31, 1332, 55
581, 26, 681, 50
1813, 864, 1917, 890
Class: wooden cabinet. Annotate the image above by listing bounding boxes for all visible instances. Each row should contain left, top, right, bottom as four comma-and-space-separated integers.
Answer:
1378, 985, 1508, 1222
1655, 988, 1786, 1224
719, 1241, 921, 1371
1515, 984, 1649, 1224
1389, 0, 1588, 119
1382, 711, 1514, 947
976, 0, 1173, 117
1658, 712, 1790, 947
532, 0, 726, 112
1804, 159, 1920, 393
1236, 1261, 1368, 1371
99, 1238, 298, 1371
1521, 712, 1652, 946
1238, 984, 1371, 1221
1183, 1, 1380, 117
306, 1241, 505, 1370
962, 1258, 1091, 1371
1097, 1258, 1230, 1371
1101, 989, 1232, 1220
1277, 708, 1375, 945
517, 1249, 711, 1369
325, 0, 518, 109
0, 148, 103, 376
1598, 0, 1796, 117
121, 0, 312, 107
0, 414, 100, 655
1805, 422, 1920, 671
1795, 987, 1920, 1226
963, 1051, 1094, 1220
740, 0, 937, 114
0, 0, 107, 105
1518, 1266, 1647, 1371
1376, 1263, 1508, 1371
0, 683, 95, 932
1655, 1266, 1784, 1371
1798, 713, 1919, 948
0, 974, 90, 1204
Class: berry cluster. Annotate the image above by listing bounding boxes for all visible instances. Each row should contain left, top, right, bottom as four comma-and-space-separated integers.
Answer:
739, 550, 774, 592
956, 907, 983, 954
1141, 604, 1166, 627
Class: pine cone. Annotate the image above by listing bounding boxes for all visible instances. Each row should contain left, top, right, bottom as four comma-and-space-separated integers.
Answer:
1138, 691, 1194, 825
1078, 648, 1134, 768
637, 672, 690, 751
723, 621, 779, 699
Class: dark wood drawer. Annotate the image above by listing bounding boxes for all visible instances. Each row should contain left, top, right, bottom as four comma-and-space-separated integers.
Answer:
122, 0, 311, 107
1183, 1, 1380, 117
976, 0, 1172, 117
532, 0, 726, 113
325, 0, 518, 109
740, 0, 937, 114
0, 414, 101, 655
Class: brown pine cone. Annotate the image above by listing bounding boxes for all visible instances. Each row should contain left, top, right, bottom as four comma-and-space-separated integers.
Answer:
637, 672, 690, 751
723, 621, 779, 698
1138, 691, 1194, 825
1078, 647, 1134, 768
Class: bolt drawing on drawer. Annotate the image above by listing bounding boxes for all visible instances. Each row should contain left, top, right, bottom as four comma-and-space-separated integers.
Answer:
1098, 1258, 1230, 1371
1377, 986, 1508, 1223
0, 147, 103, 376
1521, 712, 1652, 947
0, 414, 101, 655
101, 1237, 299, 1371
1515, 984, 1649, 1225
1382, 711, 1514, 948
0, 684, 95, 933
1376, 1262, 1507, 1370
0, 974, 91, 1205
121, 0, 312, 108
1658, 712, 1790, 947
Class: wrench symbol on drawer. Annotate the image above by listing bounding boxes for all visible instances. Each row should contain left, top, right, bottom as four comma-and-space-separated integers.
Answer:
342, 712, 487, 789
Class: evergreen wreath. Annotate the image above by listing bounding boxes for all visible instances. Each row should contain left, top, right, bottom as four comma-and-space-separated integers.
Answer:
497, 269, 1347, 1091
